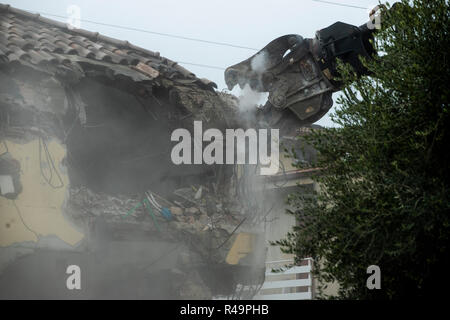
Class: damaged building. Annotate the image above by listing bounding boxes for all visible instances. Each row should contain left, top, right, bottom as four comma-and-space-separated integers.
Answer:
0, 4, 320, 299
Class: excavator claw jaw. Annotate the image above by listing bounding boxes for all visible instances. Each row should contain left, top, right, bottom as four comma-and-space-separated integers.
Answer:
224, 16, 380, 125
224, 34, 305, 92
224, 34, 336, 125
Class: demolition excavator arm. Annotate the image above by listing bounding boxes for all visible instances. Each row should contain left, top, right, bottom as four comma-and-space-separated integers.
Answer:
224, 4, 399, 126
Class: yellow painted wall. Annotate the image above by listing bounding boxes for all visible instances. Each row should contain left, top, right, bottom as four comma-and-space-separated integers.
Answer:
0, 139, 84, 247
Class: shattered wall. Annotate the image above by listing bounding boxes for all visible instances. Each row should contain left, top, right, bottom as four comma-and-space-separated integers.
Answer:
0, 44, 265, 300
0, 5, 300, 299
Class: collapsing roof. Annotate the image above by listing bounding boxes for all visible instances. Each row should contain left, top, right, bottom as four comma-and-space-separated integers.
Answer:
0, 3, 236, 139
0, 2, 240, 194
0, 3, 217, 88
0, 4, 267, 299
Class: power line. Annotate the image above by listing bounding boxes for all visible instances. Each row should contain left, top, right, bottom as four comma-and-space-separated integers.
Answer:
26, 2, 369, 72
168, 0, 372, 71
311, 0, 368, 10
30, 10, 259, 51
26, 10, 248, 71
176, 61, 225, 70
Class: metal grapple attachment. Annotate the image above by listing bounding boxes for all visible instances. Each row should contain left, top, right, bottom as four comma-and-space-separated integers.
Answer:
225, 20, 378, 124
225, 34, 335, 124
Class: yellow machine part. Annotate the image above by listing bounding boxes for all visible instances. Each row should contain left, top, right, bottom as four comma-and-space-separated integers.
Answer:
225, 232, 255, 265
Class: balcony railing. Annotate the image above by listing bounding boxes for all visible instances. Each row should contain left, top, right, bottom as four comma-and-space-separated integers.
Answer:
253, 258, 314, 300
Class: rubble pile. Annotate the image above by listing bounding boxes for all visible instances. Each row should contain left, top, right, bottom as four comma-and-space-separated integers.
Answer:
67, 182, 249, 239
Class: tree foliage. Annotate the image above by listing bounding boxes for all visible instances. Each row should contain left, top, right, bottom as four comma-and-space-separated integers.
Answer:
274, 0, 450, 299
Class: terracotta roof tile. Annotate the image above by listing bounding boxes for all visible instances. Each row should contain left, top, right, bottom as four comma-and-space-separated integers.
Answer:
0, 3, 217, 88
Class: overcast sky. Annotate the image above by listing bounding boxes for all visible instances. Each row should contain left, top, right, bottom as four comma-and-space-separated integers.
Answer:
7, 0, 381, 127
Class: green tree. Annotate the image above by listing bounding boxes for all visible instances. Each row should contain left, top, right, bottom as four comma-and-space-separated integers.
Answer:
274, 0, 450, 299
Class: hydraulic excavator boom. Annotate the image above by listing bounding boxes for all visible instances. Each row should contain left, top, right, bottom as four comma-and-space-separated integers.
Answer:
224, 4, 398, 126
